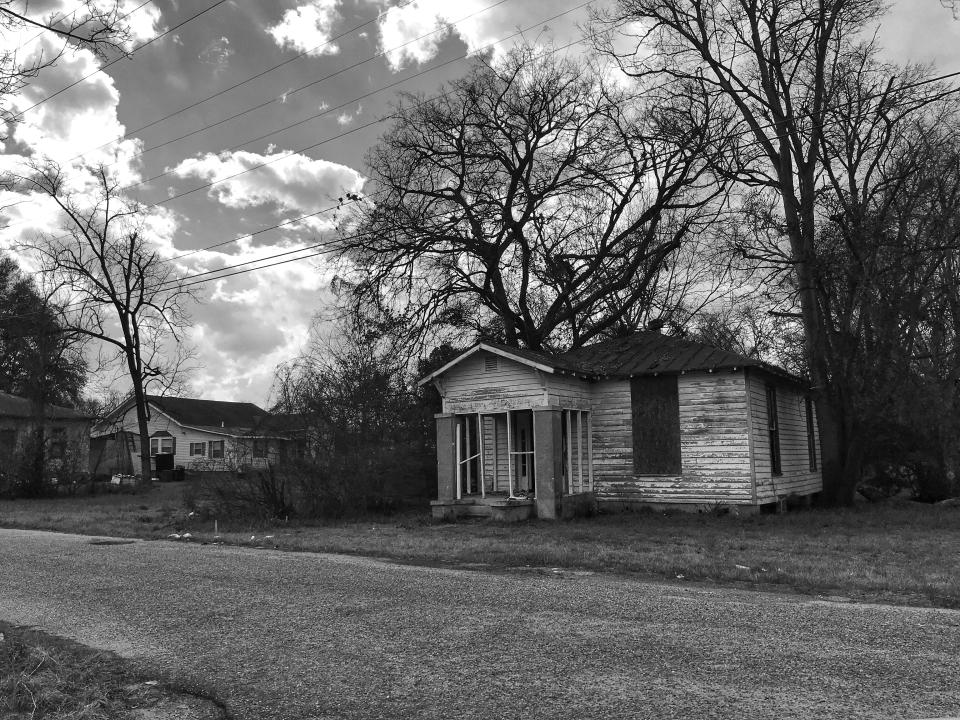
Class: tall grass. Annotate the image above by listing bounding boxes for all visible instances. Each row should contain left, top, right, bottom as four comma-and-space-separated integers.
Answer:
2, 484, 959, 608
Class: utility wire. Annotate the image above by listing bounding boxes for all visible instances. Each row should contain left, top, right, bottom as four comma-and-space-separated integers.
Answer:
6, 8, 960, 320
67, 0, 424, 162
13, 0, 226, 118
104, 0, 515, 188
0, 0, 526, 233
2, 0, 591, 238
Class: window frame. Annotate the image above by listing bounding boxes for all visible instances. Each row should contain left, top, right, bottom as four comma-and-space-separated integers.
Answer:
805, 396, 817, 472
150, 437, 174, 456
189, 441, 206, 457
209, 440, 224, 459
766, 385, 782, 476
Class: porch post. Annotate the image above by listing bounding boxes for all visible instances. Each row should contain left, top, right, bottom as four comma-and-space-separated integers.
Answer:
532, 406, 563, 519
435, 413, 458, 502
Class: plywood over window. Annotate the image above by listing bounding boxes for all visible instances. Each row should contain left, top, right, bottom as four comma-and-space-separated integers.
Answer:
630, 375, 681, 475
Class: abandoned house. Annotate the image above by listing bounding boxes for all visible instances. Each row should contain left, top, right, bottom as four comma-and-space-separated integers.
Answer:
90, 395, 298, 479
419, 332, 822, 521
0, 391, 91, 479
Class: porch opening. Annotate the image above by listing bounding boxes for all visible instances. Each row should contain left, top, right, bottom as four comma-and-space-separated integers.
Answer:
453, 408, 593, 500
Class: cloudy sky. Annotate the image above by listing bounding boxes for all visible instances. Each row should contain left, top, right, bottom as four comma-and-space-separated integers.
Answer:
1, 0, 959, 407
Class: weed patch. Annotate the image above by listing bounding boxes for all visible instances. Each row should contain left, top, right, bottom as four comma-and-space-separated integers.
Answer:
3, 485, 960, 608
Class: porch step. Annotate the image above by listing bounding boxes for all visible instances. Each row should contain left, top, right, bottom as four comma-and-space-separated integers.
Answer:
461, 504, 492, 517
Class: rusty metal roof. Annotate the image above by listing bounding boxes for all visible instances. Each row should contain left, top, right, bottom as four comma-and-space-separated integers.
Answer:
557, 332, 802, 382
420, 332, 805, 386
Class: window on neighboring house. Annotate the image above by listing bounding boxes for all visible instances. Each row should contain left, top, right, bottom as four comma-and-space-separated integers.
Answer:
209, 440, 224, 459
48, 427, 66, 460
252, 439, 267, 459
766, 385, 782, 475
805, 396, 817, 471
189, 442, 206, 457
150, 436, 175, 456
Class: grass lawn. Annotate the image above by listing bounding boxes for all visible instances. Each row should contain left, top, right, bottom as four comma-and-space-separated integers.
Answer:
0, 621, 223, 720
1, 482, 959, 609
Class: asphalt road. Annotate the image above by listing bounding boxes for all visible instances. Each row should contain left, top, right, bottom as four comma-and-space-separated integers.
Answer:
1, 528, 958, 720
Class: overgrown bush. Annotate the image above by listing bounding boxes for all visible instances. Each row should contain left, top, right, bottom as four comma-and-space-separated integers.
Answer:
185, 455, 428, 522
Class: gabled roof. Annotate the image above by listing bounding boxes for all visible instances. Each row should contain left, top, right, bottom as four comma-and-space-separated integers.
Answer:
0, 391, 90, 420
419, 332, 804, 386
417, 342, 588, 386
145, 396, 268, 430
98, 394, 279, 437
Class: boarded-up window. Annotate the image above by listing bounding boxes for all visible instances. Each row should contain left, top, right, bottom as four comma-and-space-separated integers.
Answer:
631, 376, 681, 475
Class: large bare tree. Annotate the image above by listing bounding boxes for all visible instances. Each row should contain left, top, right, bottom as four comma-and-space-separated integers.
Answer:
335, 46, 729, 352
596, 0, 959, 504
19, 164, 194, 484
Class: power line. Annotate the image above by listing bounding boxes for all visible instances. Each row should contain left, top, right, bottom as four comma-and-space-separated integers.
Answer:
0, 0, 526, 233
7, 8, 960, 320
100, 0, 515, 188
2, 0, 592, 239
13, 0, 227, 119
67, 0, 425, 163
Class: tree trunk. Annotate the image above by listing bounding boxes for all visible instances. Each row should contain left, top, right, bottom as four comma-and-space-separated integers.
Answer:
126, 352, 152, 486
815, 390, 862, 506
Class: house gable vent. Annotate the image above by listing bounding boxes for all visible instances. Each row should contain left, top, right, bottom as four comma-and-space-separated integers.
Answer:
484, 355, 499, 372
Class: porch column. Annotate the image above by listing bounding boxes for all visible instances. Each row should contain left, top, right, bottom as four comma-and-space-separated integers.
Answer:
435, 413, 458, 502
533, 406, 563, 520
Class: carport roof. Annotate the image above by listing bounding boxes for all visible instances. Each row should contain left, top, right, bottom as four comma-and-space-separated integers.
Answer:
0, 391, 90, 420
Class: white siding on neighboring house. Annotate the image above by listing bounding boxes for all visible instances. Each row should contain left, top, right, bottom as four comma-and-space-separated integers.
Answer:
747, 369, 822, 501
97, 403, 278, 471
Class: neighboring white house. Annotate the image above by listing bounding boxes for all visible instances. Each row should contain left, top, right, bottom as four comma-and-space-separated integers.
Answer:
419, 332, 822, 521
90, 395, 298, 478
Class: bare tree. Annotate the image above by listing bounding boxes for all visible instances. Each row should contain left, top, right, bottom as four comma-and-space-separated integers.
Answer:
0, 1, 131, 131
19, 164, 194, 484
335, 46, 729, 352
595, 0, 958, 504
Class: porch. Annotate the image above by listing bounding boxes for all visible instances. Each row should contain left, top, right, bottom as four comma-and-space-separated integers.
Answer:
432, 406, 596, 520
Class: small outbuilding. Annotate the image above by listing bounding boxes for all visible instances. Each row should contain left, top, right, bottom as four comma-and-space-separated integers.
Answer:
419, 332, 822, 520
0, 391, 91, 480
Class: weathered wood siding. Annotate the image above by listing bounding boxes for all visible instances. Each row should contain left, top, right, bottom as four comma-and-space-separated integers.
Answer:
747, 369, 822, 501
440, 352, 547, 413
546, 374, 592, 408
593, 372, 755, 505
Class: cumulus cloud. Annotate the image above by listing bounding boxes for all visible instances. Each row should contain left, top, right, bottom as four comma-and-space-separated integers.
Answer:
178, 239, 333, 403
268, 0, 342, 56
376, 0, 587, 71
0, 24, 149, 254
170, 149, 365, 228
